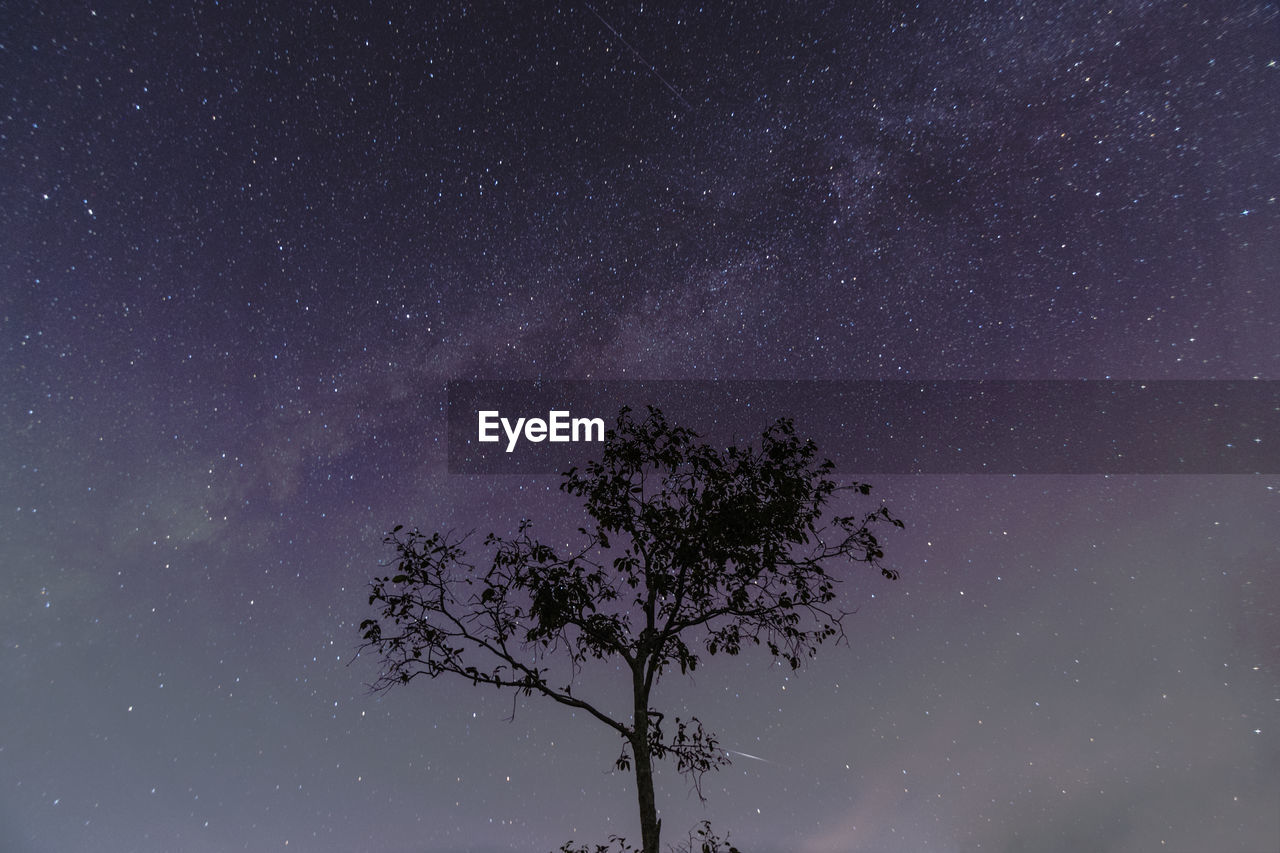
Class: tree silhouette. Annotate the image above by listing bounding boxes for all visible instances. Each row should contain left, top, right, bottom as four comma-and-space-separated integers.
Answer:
360, 406, 902, 852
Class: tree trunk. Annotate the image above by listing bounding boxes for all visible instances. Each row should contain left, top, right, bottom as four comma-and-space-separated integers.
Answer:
632, 669, 661, 853
632, 733, 660, 853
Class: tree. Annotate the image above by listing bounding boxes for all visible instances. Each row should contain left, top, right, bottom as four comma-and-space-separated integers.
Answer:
360, 406, 903, 852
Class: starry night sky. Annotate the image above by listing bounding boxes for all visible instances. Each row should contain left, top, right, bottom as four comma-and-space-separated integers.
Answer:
2, 1, 1278, 851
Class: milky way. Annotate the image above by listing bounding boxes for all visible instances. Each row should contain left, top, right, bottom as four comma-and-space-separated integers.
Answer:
2, 2, 1277, 851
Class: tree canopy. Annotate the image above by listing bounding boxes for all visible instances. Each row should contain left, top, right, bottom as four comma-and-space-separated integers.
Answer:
360, 405, 903, 852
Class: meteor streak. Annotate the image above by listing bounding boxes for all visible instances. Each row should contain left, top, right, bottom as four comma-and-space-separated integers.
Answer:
584, 4, 693, 109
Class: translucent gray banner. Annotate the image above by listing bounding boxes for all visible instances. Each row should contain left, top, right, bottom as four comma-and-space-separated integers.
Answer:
446, 380, 1277, 474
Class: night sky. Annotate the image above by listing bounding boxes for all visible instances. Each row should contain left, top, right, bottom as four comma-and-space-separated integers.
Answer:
2, 1, 1278, 851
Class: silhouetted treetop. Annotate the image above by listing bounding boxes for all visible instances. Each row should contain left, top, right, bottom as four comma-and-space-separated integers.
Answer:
360, 405, 903, 853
